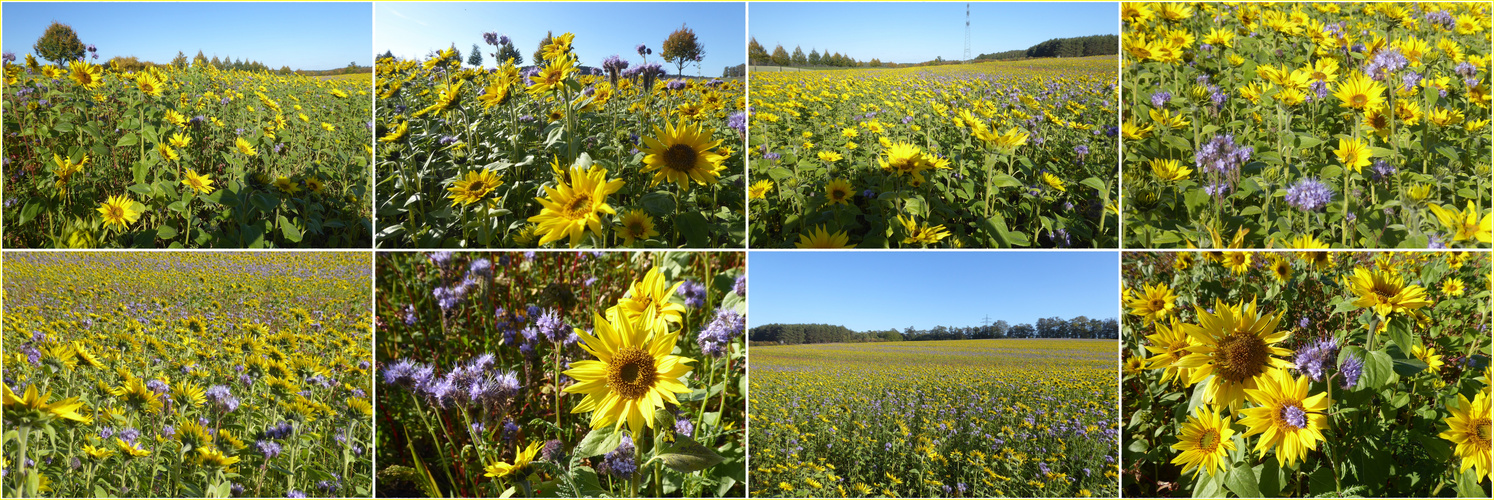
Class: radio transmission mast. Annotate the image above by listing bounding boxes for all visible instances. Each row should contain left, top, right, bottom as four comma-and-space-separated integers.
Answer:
963, 3, 972, 61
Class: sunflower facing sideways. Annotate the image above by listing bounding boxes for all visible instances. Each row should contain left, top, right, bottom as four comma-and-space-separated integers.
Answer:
795, 225, 854, 249
1238, 368, 1330, 467
616, 267, 686, 333
485, 441, 543, 479
640, 119, 727, 191
528, 163, 624, 248
1176, 299, 1294, 409
1342, 266, 1433, 319
1439, 391, 1491, 481
563, 308, 694, 437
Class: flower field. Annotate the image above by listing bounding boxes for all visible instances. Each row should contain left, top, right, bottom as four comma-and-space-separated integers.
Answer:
375, 251, 745, 497
2, 58, 374, 248
1122, 250, 1491, 497
1121, 2, 1492, 248
1, 252, 375, 497
750, 339, 1120, 497
748, 57, 1119, 248
374, 34, 746, 248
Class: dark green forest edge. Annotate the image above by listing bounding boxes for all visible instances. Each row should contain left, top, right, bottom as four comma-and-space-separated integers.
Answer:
748, 34, 1117, 69
750, 316, 1120, 345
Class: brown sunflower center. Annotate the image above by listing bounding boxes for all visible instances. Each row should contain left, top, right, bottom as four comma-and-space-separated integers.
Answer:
469, 180, 487, 193
1197, 429, 1221, 452
626, 220, 646, 235
606, 346, 657, 400
1149, 298, 1167, 311
1216, 331, 1269, 382
105, 205, 124, 220
1370, 283, 1398, 303
1351, 94, 1367, 107
564, 194, 593, 217
1473, 417, 1491, 445
663, 144, 698, 173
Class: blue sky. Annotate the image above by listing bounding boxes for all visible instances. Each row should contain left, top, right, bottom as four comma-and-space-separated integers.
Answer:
377, 2, 746, 72
3, 3, 373, 70
750, 2, 1118, 64
749, 251, 1119, 331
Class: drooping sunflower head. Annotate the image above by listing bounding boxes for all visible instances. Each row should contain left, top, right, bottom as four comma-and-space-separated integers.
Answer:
1239, 368, 1330, 467
640, 119, 726, 192
1177, 299, 1293, 409
563, 309, 694, 436
1343, 266, 1433, 319
1170, 405, 1236, 478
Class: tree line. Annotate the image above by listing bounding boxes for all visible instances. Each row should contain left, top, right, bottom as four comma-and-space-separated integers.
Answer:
751, 315, 1119, 345
748, 38, 883, 68
975, 34, 1118, 61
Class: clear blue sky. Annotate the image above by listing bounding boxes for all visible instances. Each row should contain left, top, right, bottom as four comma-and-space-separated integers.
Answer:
750, 251, 1119, 331
750, 2, 1118, 64
377, 2, 746, 72
3, 3, 373, 70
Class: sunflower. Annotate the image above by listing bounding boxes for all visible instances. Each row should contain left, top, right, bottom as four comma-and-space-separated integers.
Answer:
156, 143, 179, 162
274, 177, 301, 195
1239, 368, 1330, 467
748, 180, 773, 200
173, 380, 206, 407
795, 226, 854, 249
135, 72, 164, 97
1126, 282, 1177, 324
485, 441, 544, 479
2, 385, 91, 425
1177, 299, 1294, 409
114, 438, 151, 457
640, 119, 726, 191
110, 374, 163, 413
446, 169, 504, 207
825, 179, 854, 206
196, 447, 241, 469
182, 169, 215, 195
563, 308, 695, 436
896, 215, 950, 246
541, 32, 576, 62
1332, 71, 1386, 112
1342, 266, 1432, 318
81, 444, 115, 460
617, 209, 659, 246
527, 57, 575, 96
1173, 253, 1194, 271
1040, 172, 1066, 192
414, 80, 465, 117
616, 267, 686, 332
528, 163, 624, 248
1442, 277, 1466, 297
73, 342, 103, 368
1171, 405, 1236, 478
97, 195, 142, 229
1427, 201, 1492, 244
1150, 158, 1192, 181
877, 142, 928, 178
68, 60, 102, 89
1268, 255, 1293, 282
1222, 252, 1252, 275
817, 150, 843, 163
379, 122, 410, 143
1333, 137, 1372, 173
1439, 392, 1491, 481
1144, 319, 1193, 384
234, 136, 257, 157
1412, 345, 1444, 373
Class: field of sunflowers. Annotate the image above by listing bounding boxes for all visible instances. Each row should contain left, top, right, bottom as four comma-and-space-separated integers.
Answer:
747, 57, 1119, 248
750, 339, 1120, 497
1122, 250, 1491, 497
1121, 2, 1492, 249
0, 252, 374, 498
1, 56, 374, 248
374, 33, 746, 248
375, 251, 745, 497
